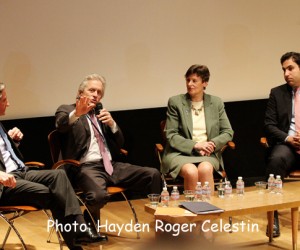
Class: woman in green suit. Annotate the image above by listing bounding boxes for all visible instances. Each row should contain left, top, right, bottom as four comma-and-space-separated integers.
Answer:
161, 65, 234, 193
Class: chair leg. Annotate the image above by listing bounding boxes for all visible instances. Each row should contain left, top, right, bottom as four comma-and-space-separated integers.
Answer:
43, 210, 64, 250
120, 192, 140, 239
75, 194, 99, 231
229, 216, 233, 233
0, 212, 27, 250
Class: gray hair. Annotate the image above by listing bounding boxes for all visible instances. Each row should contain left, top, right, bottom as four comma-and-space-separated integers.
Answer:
78, 74, 106, 97
0, 82, 5, 99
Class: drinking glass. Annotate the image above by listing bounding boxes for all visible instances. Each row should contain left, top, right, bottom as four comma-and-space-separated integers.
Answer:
148, 194, 160, 208
183, 190, 195, 201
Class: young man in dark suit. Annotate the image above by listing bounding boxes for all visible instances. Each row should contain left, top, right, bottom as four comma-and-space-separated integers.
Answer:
264, 51, 300, 237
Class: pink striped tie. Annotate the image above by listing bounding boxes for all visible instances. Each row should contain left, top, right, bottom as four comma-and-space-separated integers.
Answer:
295, 88, 300, 154
90, 114, 114, 175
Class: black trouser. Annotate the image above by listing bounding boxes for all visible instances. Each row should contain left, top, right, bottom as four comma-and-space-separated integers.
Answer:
1, 168, 84, 249
265, 144, 300, 179
64, 161, 162, 221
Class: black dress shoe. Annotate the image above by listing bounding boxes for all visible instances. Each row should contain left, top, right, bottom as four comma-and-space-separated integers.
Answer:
83, 210, 102, 236
266, 210, 280, 238
74, 226, 108, 245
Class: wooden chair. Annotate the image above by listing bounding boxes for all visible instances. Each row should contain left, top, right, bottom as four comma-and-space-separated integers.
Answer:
155, 120, 235, 189
0, 163, 63, 250
48, 129, 140, 239
260, 137, 300, 179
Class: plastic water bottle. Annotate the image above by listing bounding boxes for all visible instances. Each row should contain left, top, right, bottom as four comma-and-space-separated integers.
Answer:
202, 181, 211, 201
161, 187, 170, 207
195, 182, 202, 201
170, 186, 180, 207
274, 175, 283, 194
224, 180, 232, 198
267, 174, 275, 193
236, 176, 245, 196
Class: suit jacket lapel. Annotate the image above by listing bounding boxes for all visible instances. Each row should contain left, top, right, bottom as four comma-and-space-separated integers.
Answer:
181, 94, 193, 139
203, 94, 213, 138
284, 86, 293, 122
0, 123, 7, 168
0, 123, 8, 171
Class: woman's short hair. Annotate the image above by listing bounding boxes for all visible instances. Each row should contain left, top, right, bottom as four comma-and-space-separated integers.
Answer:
185, 64, 210, 82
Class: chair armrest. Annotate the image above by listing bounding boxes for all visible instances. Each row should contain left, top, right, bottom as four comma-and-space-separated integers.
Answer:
120, 148, 128, 156
227, 141, 236, 150
155, 143, 164, 153
220, 141, 235, 153
25, 161, 45, 168
52, 159, 80, 170
260, 137, 269, 148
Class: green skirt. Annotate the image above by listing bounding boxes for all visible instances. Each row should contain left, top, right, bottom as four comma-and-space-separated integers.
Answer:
167, 154, 220, 180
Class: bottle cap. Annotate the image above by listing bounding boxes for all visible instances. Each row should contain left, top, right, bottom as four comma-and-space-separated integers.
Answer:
238, 176, 242, 180
276, 175, 281, 179
173, 186, 177, 190
196, 181, 201, 185
269, 174, 274, 177
163, 187, 167, 191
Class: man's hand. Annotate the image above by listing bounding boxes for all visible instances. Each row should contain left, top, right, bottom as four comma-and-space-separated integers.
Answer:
0, 171, 16, 188
97, 108, 115, 128
8, 127, 23, 142
75, 96, 95, 117
286, 134, 300, 150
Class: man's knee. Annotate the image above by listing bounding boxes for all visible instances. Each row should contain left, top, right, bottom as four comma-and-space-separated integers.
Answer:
151, 168, 161, 178
51, 169, 69, 180
85, 190, 109, 208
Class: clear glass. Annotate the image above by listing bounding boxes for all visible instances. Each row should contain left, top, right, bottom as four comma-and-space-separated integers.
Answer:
183, 190, 195, 202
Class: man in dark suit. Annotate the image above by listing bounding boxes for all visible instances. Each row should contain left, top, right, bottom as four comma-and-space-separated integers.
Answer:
55, 73, 162, 229
0, 82, 107, 249
264, 51, 300, 237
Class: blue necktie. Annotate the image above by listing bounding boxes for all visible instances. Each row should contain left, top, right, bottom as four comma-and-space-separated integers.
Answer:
0, 125, 25, 170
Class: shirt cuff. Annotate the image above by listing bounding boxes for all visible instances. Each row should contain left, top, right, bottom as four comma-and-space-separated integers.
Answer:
111, 121, 118, 133
69, 110, 80, 124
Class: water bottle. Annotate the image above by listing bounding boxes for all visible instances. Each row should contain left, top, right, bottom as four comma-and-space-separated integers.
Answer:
202, 181, 211, 201
161, 187, 170, 207
170, 186, 180, 207
195, 182, 202, 201
267, 174, 275, 193
274, 175, 283, 194
236, 176, 245, 196
224, 180, 232, 198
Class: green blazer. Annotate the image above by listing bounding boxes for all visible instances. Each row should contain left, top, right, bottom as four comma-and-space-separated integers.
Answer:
161, 93, 234, 179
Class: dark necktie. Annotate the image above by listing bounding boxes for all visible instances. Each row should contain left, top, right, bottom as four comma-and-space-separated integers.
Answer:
0, 125, 25, 170
89, 114, 113, 175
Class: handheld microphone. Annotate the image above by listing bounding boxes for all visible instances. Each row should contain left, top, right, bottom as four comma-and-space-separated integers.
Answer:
95, 103, 103, 115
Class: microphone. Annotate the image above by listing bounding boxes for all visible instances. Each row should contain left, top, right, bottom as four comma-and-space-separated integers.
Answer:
95, 102, 103, 115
